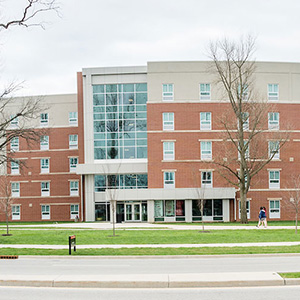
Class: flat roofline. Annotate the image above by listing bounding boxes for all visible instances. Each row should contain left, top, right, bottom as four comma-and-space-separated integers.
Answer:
148, 60, 300, 65
82, 65, 147, 76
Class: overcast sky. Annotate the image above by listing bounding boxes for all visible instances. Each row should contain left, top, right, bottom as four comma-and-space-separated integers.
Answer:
1, 0, 300, 96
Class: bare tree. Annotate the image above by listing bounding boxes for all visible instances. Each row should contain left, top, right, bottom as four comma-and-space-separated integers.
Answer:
208, 36, 289, 223
284, 176, 300, 234
0, 175, 14, 235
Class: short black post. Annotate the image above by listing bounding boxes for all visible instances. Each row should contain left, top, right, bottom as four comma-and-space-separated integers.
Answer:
69, 235, 76, 255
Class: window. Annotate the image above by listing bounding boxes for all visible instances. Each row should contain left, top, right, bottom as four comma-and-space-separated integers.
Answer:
163, 142, 175, 160
269, 141, 280, 160
41, 205, 50, 220
239, 200, 250, 219
70, 204, 79, 219
238, 141, 249, 160
163, 113, 174, 130
41, 158, 50, 174
162, 84, 174, 101
70, 181, 79, 196
41, 182, 50, 196
69, 112, 78, 126
40, 113, 49, 127
268, 112, 279, 130
201, 171, 212, 188
69, 134, 78, 149
200, 83, 211, 100
164, 171, 175, 189
200, 112, 211, 130
11, 182, 20, 197
10, 116, 19, 128
12, 205, 21, 220
269, 200, 280, 218
269, 170, 280, 189
201, 141, 212, 160
240, 112, 249, 130
11, 137, 19, 151
40, 136, 49, 150
69, 157, 78, 172
238, 84, 248, 101
268, 84, 279, 101
11, 161, 20, 175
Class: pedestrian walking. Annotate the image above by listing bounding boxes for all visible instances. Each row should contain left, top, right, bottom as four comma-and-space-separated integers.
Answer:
257, 207, 267, 228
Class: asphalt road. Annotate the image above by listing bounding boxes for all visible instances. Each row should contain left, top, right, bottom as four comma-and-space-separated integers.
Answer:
1, 255, 300, 276
0, 286, 300, 300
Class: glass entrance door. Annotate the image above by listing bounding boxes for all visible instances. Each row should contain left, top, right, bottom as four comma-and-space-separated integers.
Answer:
125, 203, 141, 221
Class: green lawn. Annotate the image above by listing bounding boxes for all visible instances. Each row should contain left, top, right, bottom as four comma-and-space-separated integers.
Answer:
1, 245, 300, 256
0, 229, 299, 245
163, 221, 297, 226
279, 272, 300, 278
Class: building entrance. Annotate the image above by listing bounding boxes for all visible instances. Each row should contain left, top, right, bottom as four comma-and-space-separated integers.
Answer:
125, 203, 141, 221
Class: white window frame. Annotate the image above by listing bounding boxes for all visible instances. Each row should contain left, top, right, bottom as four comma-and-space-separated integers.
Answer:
238, 141, 250, 160
269, 170, 280, 189
10, 116, 19, 128
268, 84, 279, 101
268, 112, 279, 130
69, 157, 78, 173
40, 136, 49, 150
200, 112, 211, 130
201, 141, 212, 160
41, 205, 50, 220
164, 171, 175, 189
240, 112, 249, 131
69, 134, 78, 149
163, 142, 175, 160
41, 182, 50, 197
70, 204, 79, 219
11, 137, 19, 151
162, 84, 174, 101
40, 113, 49, 127
69, 112, 78, 126
269, 200, 280, 219
162, 112, 174, 131
200, 83, 211, 100
201, 171, 212, 188
238, 84, 249, 101
11, 160, 20, 175
41, 158, 50, 174
238, 200, 250, 219
12, 205, 21, 220
269, 141, 280, 160
11, 182, 20, 197
70, 181, 79, 196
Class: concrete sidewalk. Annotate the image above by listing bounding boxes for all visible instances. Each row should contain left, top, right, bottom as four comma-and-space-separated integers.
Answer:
1, 241, 300, 249
0, 272, 299, 288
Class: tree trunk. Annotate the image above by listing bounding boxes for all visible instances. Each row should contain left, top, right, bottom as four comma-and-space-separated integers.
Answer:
296, 211, 298, 235
6, 209, 9, 235
112, 200, 116, 237
240, 187, 248, 224
201, 200, 204, 232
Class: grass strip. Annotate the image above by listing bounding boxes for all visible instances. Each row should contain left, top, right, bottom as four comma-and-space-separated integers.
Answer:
279, 272, 300, 278
0, 245, 300, 256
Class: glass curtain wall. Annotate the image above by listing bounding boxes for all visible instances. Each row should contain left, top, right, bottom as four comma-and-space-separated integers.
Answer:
93, 83, 147, 160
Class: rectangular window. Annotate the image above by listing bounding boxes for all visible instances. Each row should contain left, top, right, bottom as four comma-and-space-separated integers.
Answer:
11, 182, 20, 197
269, 141, 280, 160
165, 200, 175, 217
41, 158, 50, 174
162, 112, 174, 130
11, 137, 19, 151
40, 136, 49, 150
200, 112, 211, 130
163, 142, 175, 160
268, 112, 279, 130
238, 200, 250, 219
239, 84, 249, 101
201, 141, 212, 160
69, 134, 78, 149
69, 157, 78, 172
10, 116, 19, 128
238, 141, 250, 160
269, 170, 280, 189
164, 171, 175, 189
269, 200, 280, 218
240, 112, 249, 130
70, 181, 79, 196
40, 113, 49, 127
70, 204, 79, 219
11, 161, 20, 175
12, 205, 21, 220
268, 84, 279, 101
41, 182, 50, 196
41, 205, 50, 220
201, 171, 212, 188
200, 83, 211, 100
69, 112, 78, 126
162, 84, 174, 101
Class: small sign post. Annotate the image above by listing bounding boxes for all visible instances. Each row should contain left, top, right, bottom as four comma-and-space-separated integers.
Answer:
69, 235, 76, 255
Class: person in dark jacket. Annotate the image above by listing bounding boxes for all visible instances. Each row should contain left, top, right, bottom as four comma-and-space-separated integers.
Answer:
257, 207, 267, 228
